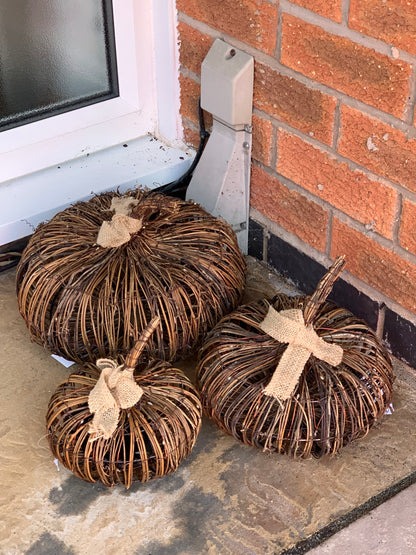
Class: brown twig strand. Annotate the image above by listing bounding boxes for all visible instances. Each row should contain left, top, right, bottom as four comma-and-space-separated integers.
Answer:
46, 358, 202, 488
197, 291, 394, 458
16, 190, 246, 363
303, 255, 346, 325
124, 316, 161, 370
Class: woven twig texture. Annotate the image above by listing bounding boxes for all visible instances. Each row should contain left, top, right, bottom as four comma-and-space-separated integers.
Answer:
17, 190, 246, 363
47, 358, 202, 488
197, 291, 394, 458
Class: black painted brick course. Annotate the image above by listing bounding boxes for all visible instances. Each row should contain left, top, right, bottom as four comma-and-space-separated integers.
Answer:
384, 308, 416, 368
267, 232, 378, 329
246, 222, 415, 365
248, 218, 264, 260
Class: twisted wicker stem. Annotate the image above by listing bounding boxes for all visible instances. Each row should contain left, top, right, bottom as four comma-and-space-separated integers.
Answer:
303, 256, 346, 326
124, 316, 161, 370
88, 316, 161, 440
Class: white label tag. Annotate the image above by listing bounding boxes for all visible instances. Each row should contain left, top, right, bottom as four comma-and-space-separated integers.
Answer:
51, 354, 75, 368
384, 403, 394, 415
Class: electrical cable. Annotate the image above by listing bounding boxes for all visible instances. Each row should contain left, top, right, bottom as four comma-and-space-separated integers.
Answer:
152, 98, 209, 199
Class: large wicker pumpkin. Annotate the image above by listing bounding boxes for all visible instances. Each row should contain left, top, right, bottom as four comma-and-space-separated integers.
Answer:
197, 257, 394, 458
17, 190, 245, 363
46, 318, 202, 488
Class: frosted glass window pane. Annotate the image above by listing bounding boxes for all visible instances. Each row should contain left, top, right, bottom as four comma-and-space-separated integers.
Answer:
0, 0, 118, 131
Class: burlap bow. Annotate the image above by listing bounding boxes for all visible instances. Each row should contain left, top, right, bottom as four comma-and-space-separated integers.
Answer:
96, 196, 142, 248
260, 306, 343, 401
88, 358, 144, 439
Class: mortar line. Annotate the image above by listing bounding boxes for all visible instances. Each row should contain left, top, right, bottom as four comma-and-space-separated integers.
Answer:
181, 115, 199, 132
179, 12, 416, 135
270, 124, 279, 170
279, 0, 416, 64
180, 66, 201, 83
253, 107, 416, 204
274, 0, 283, 61
255, 161, 416, 265
332, 99, 342, 150
251, 206, 416, 323
392, 193, 403, 244
250, 206, 330, 267
341, 0, 351, 26
325, 211, 333, 258
403, 64, 416, 125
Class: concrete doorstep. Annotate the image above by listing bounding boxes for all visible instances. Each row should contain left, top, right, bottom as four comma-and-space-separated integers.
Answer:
1, 258, 415, 554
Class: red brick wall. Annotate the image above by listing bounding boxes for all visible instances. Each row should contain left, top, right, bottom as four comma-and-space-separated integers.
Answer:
177, 0, 416, 325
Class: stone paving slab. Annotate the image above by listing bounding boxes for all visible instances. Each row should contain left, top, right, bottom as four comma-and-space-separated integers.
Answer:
309, 482, 416, 554
1, 259, 415, 554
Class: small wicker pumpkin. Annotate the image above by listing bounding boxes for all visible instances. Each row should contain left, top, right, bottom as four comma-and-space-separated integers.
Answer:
17, 190, 245, 363
197, 257, 394, 458
46, 318, 202, 488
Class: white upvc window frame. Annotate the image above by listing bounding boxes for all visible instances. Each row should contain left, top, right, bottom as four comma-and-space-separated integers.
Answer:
0, 0, 191, 245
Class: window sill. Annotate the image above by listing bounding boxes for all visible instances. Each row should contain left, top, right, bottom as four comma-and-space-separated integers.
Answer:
0, 135, 193, 245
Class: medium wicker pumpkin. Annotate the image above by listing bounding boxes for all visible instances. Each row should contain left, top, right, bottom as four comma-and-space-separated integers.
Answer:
46, 318, 202, 488
16, 189, 245, 363
197, 257, 394, 458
